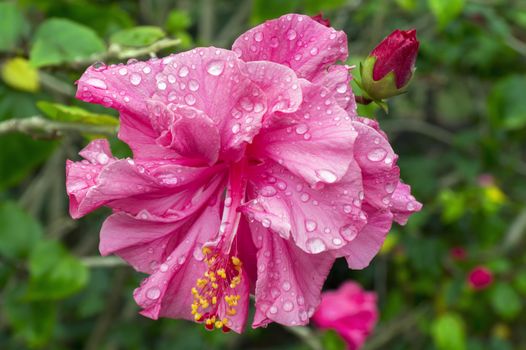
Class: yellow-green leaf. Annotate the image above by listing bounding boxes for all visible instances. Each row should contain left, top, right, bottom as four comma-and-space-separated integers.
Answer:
1, 58, 39, 92
37, 101, 119, 126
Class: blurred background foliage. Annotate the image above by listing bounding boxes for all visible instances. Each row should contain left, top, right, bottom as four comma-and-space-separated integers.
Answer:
0, 0, 525, 349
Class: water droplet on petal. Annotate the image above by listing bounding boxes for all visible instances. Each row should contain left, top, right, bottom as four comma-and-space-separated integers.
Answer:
343, 205, 352, 214
262, 218, 271, 228
295, 124, 308, 135
315, 169, 337, 183
367, 148, 387, 162
305, 219, 317, 232
254, 31, 263, 42
206, 60, 225, 76
306, 238, 326, 254
146, 287, 161, 300
178, 66, 189, 77
143, 66, 152, 74
118, 67, 128, 75
193, 246, 204, 261
130, 74, 142, 86
261, 185, 277, 197
283, 301, 294, 312
86, 78, 107, 89
340, 225, 358, 241
159, 263, 169, 272
282, 281, 291, 291
231, 123, 241, 134
336, 83, 348, 93
269, 306, 278, 314
240, 97, 254, 111
407, 202, 416, 211
184, 94, 196, 105
309, 47, 318, 55
385, 182, 396, 193
300, 193, 310, 202
188, 79, 200, 91
157, 81, 167, 90
286, 29, 297, 40
297, 296, 305, 305
332, 237, 343, 246
97, 153, 109, 165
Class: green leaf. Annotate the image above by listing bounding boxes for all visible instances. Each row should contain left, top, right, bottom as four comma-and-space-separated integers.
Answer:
0, 2, 29, 52
431, 313, 466, 350
1, 57, 40, 92
37, 101, 119, 126
488, 75, 526, 130
321, 330, 346, 350
0, 201, 43, 260
251, 0, 301, 24
27, 240, 89, 301
0, 133, 57, 190
30, 18, 105, 67
110, 26, 166, 47
165, 10, 192, 34
490, 283, 522, 320
4, 285, 57, 348
428, 0, 465, 29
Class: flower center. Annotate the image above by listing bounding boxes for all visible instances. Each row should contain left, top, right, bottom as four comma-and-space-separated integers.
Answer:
191, 247, 243, 332
191, 159, 247, 332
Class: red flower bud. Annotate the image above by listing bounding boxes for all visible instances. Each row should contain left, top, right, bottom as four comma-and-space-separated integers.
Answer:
370, 29, 419, 88
468, 266, 493, 290
311, 13, 331, 27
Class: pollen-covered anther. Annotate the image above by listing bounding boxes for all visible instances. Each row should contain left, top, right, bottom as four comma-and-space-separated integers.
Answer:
191, 248, 244, 331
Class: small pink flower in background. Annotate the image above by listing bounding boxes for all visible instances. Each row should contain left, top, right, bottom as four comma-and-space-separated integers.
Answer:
468, 266, 493, 290
67, 14, 421, 333
477, 174, 495, 187
312, 282, 378, 350
450, 246, 467, 261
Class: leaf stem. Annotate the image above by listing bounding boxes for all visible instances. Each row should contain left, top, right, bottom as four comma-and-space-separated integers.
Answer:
0, 116, 118, 137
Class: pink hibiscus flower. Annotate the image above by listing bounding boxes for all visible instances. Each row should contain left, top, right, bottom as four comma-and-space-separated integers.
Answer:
312, 281, 378, 350
67, 13, 421, 333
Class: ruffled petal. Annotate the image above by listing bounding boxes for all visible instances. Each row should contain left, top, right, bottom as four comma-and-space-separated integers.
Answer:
251, 80, 357, 186
66, 140, 227, 218
241, 160, 367, 254
245, 61, 303, 116
249, 221, 334, 327
232, 13, 348, 80
311, 64, 357, 114
389, 182, 422, 225
351, 119, 400, 210
339, 206, 393, 269
76, 48, 268, 162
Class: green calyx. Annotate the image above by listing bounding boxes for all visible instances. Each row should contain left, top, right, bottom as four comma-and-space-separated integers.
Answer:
359, 56, 409, 103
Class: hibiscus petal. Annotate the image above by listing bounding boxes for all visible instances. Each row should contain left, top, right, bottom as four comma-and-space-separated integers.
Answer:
389, 182, 423, 225
245, 61, 303, 115
351, 119, 400, 210
148, 47, 267, 161
241, 160, 367, 254
251, 80, 357, 186
249, 221, 334, 327
339, 207, 393, 269
66, 140, 226, 218
232, 13, 348, 80
311, 64, 357, 114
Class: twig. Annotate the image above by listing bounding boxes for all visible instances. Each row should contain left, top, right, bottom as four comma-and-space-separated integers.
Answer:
81, 256, 127, 268
285, 326, 323, 350
0, 116, 118, 137
381, 119, 455, 145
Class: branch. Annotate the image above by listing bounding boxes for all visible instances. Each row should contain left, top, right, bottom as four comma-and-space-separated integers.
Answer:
0, 116, 118, 137
285, 326, 323, 350
81, 256, 127, 268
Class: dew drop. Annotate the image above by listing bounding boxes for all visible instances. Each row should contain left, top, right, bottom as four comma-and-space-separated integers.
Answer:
286, 29, 297, 40
385, 183, 396, 194
206, 60, 225, 76
178, 66, 189, 77
231, 123, 241, 134
343, 205, 352, 214
367, 148, 387, 162
157, 81, 167, 90
146, 287, 161, 300
86, 78, 107, 89
295, 124, 308, 135
143, 66, 152, 74
261, 185, 277, 197
240, 97, 254, 111
282, 281, 291, 291
262, 218, 271, 228
269, 306, 278, 314
336, 83, 348, 93
97, 153, 109, 165
184, 94, 196, 105
332, 237, 343, 246
306, 238, 326, 254
130, 73, 142, 86
159, 263, 169, 272
283, 301, 294, 312
118, 67, 128, 75
188, 79, 200, 91
315, 169, 337, 183
309, 47, 319, 55
340, 225, 358, 241
305, 220, 317, 232
193, 246, 204, 261
300, 193, 310, 202
407, 202, 416, 211
254, 31, 264, 42
270, 37, 279, 47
